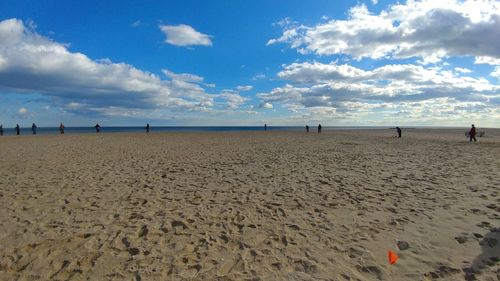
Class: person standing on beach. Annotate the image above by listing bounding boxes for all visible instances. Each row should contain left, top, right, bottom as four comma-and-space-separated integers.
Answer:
306, 125, 309, 132
32, 123, 37, 135
396, 127, 402, 138
15, 124, 20, 135
0, 124, 3, 136
95, 123, 101, 133
146, 123, 150, 133
59, 123, 65, 134
469, 124, 477, 142
264, 124, 267, 131
318, 124, 322, 133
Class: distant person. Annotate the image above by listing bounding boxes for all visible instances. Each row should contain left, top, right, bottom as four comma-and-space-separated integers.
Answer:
469, 124, 477, 142
32, 123, 37, 135
59, 123, 65, 134
0, 124, 3, 136
306, 125, 309, 132
146, 123, 150, 133
15, 124, 20, 135
318, 124, 322, 133
264, 124, 267, 131
396, 127, 402, 138
95, 123, 101, 133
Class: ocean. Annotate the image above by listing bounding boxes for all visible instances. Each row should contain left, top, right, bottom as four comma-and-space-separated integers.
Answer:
0, 126, 397, 135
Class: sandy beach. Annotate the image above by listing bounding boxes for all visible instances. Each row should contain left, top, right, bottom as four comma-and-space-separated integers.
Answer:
0, 129, 498, 281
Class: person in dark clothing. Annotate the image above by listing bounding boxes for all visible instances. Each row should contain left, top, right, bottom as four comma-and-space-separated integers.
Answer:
95, 123, 101, 133
32, 123, 37, 135
146, 123, 150, 133
469, 124, 477, 142
0, 124, 3, 136
59, 123, 65, 134
396, 127, 402, 138
318, 124, 322, 133
306, 125, 309, 132
264, 124, 267, 131
15, 124, 20, 135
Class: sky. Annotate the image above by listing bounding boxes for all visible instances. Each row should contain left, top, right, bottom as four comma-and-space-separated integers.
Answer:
0, 0, 499, 127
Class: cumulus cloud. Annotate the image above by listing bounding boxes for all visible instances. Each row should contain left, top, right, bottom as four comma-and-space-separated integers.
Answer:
18, 107, 28, 115
258, 61, 499, 120
268, 0, 500, 63
454, 67, 472, 74
159, 24, 212, 47
492, 67, 500, 79
259, 102, 273, 109
0, 18, 218, 118
476, 56, 500, 66
218, 91, 247, 109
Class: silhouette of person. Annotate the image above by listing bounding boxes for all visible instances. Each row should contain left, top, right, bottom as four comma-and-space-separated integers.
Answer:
396, 127, 402, 138
0, 124, 3, 136
15, 124, 20, 135
95, 123, 101, 133
264, 124, 267, 131
32, 123, 37, 135
306, 125, 309, 132
469, 124, 477, 142
59, 123, 65, 134
146, 123, 150, 133
318, 124, 322, 133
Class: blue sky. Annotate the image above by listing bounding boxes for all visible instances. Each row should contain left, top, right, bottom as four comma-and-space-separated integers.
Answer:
0, 0, 499, 127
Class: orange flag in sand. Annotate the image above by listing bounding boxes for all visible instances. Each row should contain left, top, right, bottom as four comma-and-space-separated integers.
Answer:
388, 250, 398, 265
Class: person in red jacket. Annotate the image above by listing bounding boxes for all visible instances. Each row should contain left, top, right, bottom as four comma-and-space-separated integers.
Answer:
469, 124, 477, 142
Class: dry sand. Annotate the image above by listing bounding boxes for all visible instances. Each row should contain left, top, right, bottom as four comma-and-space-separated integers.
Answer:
0, 129, 499, 281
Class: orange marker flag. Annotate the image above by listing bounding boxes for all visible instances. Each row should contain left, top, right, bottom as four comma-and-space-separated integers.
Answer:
388, 250, 398, 265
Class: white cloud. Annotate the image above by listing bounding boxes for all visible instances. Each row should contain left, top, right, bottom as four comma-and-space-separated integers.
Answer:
19, 107, 28, 115
371, 0, 378, 4
492, 67, 500, 79
475, 56, 500, 66
252, 73, 267, 80
159, 24, 212, 47
272, 17, 297, 28
454, 67, 472, 74
0, 18, 217, 118
260, 102, 273, 109
162, 69, 204, 82
268, 0, 500, 62
235, 85, 253, 91
218, 92, 247, 109
258, 61, 499, 121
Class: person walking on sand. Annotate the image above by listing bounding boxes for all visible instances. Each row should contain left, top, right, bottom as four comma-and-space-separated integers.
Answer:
15, 124, 20, 135
469, 124, 477, 142
264, 123, 267, 131
0, 124, 3, 136
59, 123, 65, 134
306, 125, 309, 132
94, 123, 101, 133
318, 124, 322, 133
396, 126, 402, 138
146, 123, 150, 133
31, 123, 37, 135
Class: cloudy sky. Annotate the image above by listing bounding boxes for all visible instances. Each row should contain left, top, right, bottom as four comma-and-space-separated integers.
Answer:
0, 0, 499, 127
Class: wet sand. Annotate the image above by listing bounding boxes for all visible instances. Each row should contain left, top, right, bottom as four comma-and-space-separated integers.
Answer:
0, 129, 499, 280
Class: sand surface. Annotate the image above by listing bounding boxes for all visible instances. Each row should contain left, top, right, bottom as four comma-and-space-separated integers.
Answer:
0, 129, 499, 281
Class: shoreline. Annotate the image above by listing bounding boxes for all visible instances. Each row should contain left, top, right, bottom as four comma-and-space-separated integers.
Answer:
0, 126, 498, 137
